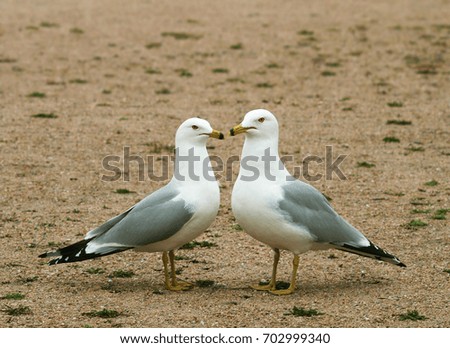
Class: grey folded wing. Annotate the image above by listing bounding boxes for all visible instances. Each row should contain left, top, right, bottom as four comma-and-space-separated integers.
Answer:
86, 185, 195, 255
278, 179, 369, 247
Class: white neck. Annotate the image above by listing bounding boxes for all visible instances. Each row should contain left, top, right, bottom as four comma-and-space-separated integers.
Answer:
239, 135, 290, 182
172, 144, 215, 184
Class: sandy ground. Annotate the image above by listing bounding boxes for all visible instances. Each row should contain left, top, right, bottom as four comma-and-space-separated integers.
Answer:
0, 0, 449, 328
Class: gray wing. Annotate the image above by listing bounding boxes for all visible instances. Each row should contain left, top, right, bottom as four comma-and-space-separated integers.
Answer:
39, 183, 194, 264
85, 207, 134, 239
91, 184, 194, 251
278, 179, 368, 247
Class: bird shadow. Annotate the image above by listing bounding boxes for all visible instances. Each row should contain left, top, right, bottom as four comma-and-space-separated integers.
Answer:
48, 269, 389, 298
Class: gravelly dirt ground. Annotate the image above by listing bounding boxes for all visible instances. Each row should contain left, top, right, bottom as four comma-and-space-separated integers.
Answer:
0, 0, 449, 328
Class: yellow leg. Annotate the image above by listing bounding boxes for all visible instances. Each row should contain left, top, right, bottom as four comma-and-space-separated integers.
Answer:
270, 254, 299, 295
162, 251, 171, 289
162, 251, 192, 291
252, 248, 280, 291
169, 250, 192, 290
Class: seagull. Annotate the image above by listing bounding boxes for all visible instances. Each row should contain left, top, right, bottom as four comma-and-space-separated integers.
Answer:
39, 118, 224, 291
230, 109, 405, 295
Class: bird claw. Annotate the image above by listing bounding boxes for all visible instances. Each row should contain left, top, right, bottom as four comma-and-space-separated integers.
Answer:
251, 283, 275, 291
269, 287, 295, 296
166, 279, 193, 291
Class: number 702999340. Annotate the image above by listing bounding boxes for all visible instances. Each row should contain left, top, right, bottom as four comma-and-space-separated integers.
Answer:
262, 332, 331, 344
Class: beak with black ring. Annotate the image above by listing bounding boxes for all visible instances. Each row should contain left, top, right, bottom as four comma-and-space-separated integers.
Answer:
229, 124, 256, 136
206, 130, 225, 139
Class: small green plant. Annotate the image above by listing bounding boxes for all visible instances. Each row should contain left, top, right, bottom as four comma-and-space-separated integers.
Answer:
155, 88, 171, 95
109, 270, 135, 278
2, 305, 32, 316
325, 62, 341, 67
286, 306, 322, 317
27, 92, 46, 98
298, 30, 314, 36
176, 69, 192, 77
355, 24, 368, 31
407, 219, 428, 228
21, 276, 39, 283
161, 32, 202, 40
387, 101, 403, 107
357, 161, 375, 168
255, 82, 274, 88
102, 89, 111, 94
145, 68, 161, 74
410, 209, 430, 214
212, 68, 229, 73
410, 197, 428, 206
321, 70, 336, 76
85, 268, 105, 275
399, 310, 427, 321
31, 113, 57, 119
69, 78, 88, 84
374, 80, 390, 87
432, 209, 449, 220
349, 50, 363, 56
181, 240, 217, 249
444, 269, 450, 274
145, 42, 162, 49
386, 120, 412, 125
424, 180, 438, 187
70, 27, 84, 34
40, 21, 59, 28
266, 63, 282, 69
406, 146, 424, 152
230, 43, 243, 50
2, 293, 25, 300
342, 107, 353, 111
115, 188, 135, 194
416, 68, 437, 75
0, 57, 17, 63
383, 136, 400, 143
432, 24, 450, 31
196, 280, 215, 288
83, 309, 122, 318
404, 54, 421, 66
144, 141, 174, 153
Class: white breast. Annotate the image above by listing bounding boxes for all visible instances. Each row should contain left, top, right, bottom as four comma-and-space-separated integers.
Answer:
232, 178, 315, 254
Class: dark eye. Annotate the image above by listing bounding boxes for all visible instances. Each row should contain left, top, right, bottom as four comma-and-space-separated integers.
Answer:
192, 125, 199, 130
258, 117, 265, 123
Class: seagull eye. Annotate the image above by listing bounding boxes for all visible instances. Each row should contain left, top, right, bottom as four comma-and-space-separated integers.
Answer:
192, 125, 199, 130
258, 117, 265, 123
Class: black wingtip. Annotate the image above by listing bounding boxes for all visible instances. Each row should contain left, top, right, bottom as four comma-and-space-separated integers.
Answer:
331, 241, 406, 267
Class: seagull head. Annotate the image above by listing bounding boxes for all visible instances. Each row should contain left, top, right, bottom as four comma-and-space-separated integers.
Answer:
176, 117, 224, 147
229, 109, 279, 139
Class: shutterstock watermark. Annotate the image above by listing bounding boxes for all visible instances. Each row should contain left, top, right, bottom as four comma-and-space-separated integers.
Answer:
101, 146, 348, 182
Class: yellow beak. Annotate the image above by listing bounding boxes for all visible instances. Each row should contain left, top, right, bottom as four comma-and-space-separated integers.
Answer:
229, 124, 254, 136
209, 129, 225, 139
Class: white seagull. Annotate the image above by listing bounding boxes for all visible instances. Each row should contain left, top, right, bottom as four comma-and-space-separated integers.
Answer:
40, 118, 224, 291
230, 109, 405, 295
